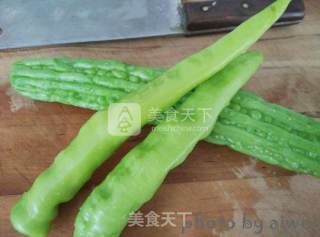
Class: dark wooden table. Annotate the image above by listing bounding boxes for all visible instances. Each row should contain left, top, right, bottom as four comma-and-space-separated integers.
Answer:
1, 0, 319, 236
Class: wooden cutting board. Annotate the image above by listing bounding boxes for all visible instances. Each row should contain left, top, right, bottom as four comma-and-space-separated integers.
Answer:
1, 0, 320, 236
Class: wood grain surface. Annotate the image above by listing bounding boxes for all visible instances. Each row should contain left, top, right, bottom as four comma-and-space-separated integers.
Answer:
0, 0, 320, 236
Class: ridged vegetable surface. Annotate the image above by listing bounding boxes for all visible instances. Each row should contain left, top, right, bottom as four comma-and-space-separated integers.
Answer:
74, 52, 263, 237
11, 60, 320, 177
11, 58, 165, 110
206, 91, 320, 177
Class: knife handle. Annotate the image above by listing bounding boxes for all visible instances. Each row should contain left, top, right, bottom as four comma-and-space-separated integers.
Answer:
183, 0, 305, 34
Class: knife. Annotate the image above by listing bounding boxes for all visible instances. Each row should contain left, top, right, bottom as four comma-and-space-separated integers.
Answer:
0, 0, 304, 50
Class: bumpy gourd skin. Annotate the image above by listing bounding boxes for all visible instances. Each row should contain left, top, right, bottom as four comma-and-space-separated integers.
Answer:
11, 54, 320, 177
11, 58, 165, 110
74, 52, 263, 237
10, 0, 291, 236
11, 58, 320, 178
206, 91, 320, 176
12, 62, 320, 178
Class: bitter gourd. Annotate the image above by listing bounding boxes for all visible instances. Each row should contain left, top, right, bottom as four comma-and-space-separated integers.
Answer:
206, 91, 320, 177
11, 58, 320, 177
10, 58, 165, 110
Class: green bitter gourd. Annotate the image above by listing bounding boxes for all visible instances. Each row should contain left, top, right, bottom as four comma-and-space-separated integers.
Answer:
11, 58, 320, 177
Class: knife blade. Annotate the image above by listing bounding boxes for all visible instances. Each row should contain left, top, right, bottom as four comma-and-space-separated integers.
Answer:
0, 0, 304, 50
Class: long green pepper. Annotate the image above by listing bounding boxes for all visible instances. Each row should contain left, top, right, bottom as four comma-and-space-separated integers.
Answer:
10, 1, 291, 236
74, 52, 263, 237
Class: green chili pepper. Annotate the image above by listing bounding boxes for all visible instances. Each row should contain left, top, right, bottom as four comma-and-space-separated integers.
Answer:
74, 52, 263, 237
10, 1, 291, 236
